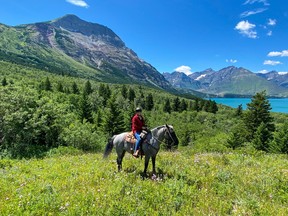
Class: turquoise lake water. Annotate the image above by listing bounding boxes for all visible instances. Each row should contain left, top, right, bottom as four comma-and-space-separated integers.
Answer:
211, 98, 288, 114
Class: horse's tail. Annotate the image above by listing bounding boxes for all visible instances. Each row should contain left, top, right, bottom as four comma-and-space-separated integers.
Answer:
103, 136, 115, 158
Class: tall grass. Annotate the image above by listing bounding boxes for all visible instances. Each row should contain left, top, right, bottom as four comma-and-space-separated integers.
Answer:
1, 149, 288, 215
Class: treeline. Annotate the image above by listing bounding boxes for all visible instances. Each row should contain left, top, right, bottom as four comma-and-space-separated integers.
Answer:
1, 61, 288, 158
0, 62, 219, 158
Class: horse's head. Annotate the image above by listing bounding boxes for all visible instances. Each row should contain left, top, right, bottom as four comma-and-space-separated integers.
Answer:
165, 124, 179, 150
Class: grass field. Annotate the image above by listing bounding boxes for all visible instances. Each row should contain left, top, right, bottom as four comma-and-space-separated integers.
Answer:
1, 148, 288, 215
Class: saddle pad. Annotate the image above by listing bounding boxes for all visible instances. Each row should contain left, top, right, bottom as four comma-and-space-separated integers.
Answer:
125, 132, 137, 144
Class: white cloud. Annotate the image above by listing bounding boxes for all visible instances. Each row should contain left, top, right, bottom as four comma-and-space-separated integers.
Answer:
174, 65, 193, 76
263, 60, 282, 65
267, 30, 272, 36
240, 8, 267, 18
268, 50, 288, 57
226, 59, 238, 63
278, 72, 288, 75
267, 18, 276, 26
258, 69, 269, 74
243, 0, 270, 6
235, 21, 257, 39
66, 0, 89, 8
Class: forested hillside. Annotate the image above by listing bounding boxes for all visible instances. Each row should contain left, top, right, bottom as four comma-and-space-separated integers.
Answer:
1, 60, 288, 214
1, 59, 288, 158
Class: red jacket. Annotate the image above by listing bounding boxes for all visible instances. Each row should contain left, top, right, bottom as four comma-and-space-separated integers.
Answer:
132, 114, 145, 133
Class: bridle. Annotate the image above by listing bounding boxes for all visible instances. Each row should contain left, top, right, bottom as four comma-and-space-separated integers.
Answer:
164, 125, 177, 146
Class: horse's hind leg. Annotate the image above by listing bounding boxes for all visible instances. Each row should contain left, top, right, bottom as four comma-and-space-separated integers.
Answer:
117, 151, 125, 172
143, 156, 150, 176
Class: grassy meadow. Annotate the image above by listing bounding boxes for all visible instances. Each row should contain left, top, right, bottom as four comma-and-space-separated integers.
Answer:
1, 147, 288, 215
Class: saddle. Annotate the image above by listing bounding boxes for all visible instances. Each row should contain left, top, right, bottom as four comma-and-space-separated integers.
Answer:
124, 130, 148, 144
125, 131, 137, 144
125, 131, 148, 157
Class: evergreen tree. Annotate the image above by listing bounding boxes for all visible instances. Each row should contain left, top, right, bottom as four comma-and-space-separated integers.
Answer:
235, 104, 243, 117
44, 77, 52, 91
227, 121, 249, 149
252, 122, 271, 151
243, 91, 275, 144
145, 93, 154, 111
102, 95, 125, 136
192, 98, 200, 112
99, 84, 111, 106
270, 122, 288, 153
179, 99, 188, 112
2, 77, 7, 86
84, 80, 93, 95
56, 82, 64, 93
121, 85, 128, 99
128, 88, 136, 102
72, 82, 80, 94
79, 92, 93, 123
209, 100, 218, 114
163, 98, 171, 113
172, 97, 181, 112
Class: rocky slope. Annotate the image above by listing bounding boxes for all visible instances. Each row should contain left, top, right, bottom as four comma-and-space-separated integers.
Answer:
0, 14, 172, 89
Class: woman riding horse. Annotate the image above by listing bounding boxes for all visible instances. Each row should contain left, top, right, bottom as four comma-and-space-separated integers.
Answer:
131, 107, 146, 158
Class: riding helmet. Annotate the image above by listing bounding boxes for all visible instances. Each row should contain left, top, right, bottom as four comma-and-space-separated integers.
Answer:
135, 107, 142, 112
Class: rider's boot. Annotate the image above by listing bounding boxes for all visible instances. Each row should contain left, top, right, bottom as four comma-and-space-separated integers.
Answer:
133, 150, 139, 158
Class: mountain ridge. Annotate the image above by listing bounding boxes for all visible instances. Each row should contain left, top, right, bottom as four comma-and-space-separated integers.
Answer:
0, 14, 173, 90
164, 66, 288, 97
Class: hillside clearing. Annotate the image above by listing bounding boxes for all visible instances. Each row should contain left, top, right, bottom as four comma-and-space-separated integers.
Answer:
1, 150, 288, 215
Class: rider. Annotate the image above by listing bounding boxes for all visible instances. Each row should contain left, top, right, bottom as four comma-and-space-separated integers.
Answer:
132, 107, 146, 158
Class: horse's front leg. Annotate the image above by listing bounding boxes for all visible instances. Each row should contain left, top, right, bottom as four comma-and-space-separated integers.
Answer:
152, 156, 156, 174
117, 151, 125, 172
143, 156, 150, 176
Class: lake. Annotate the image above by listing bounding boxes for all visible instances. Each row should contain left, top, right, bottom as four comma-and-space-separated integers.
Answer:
210, 98, 288, 114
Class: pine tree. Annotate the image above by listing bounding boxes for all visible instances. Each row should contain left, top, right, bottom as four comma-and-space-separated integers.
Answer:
56, 82, 64, 93
270, 122, 288, 153
163, 98, 171, 113
128, 88, 136, 102
2, 77, 7, 86
192, 98, 200, 112
121, 85, 128, 99
99, 84, 111, 106
145, 93, 154, 111
72, 82, 80, 94
102, 95, 125, 136
252, 122, 271, 151
79, 92, 93, 123
209, 100, 218, 114
235, 104, 243, 117
243, 91, 275, 144
44, 77, 52, 91
172, 97, 181, 112
84, 80, 93, 95
227, 121, 249, 149
179, 99, 188, 112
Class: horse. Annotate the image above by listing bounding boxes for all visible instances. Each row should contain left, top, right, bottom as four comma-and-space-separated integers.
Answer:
103, 124, 179, 175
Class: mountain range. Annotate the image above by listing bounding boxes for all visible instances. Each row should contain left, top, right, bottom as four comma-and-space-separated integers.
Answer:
0, 14, 171, 90
0, 14, 288, 97
163, 67, 288, 97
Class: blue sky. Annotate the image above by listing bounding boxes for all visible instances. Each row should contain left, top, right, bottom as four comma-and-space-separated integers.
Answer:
0, 0, 288, 75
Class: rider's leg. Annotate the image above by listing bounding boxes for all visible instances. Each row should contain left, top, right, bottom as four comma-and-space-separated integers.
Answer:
133, 132, 141, 157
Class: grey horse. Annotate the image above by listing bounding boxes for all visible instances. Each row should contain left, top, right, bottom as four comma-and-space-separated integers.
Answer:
103, 124, 179, 175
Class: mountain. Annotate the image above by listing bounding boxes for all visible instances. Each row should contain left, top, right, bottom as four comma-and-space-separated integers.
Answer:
0, 14, 171, 89
164, 66, 288, 97
257, 71, 288, 88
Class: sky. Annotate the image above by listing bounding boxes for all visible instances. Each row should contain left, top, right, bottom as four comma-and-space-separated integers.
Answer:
0, 0, 288, 75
